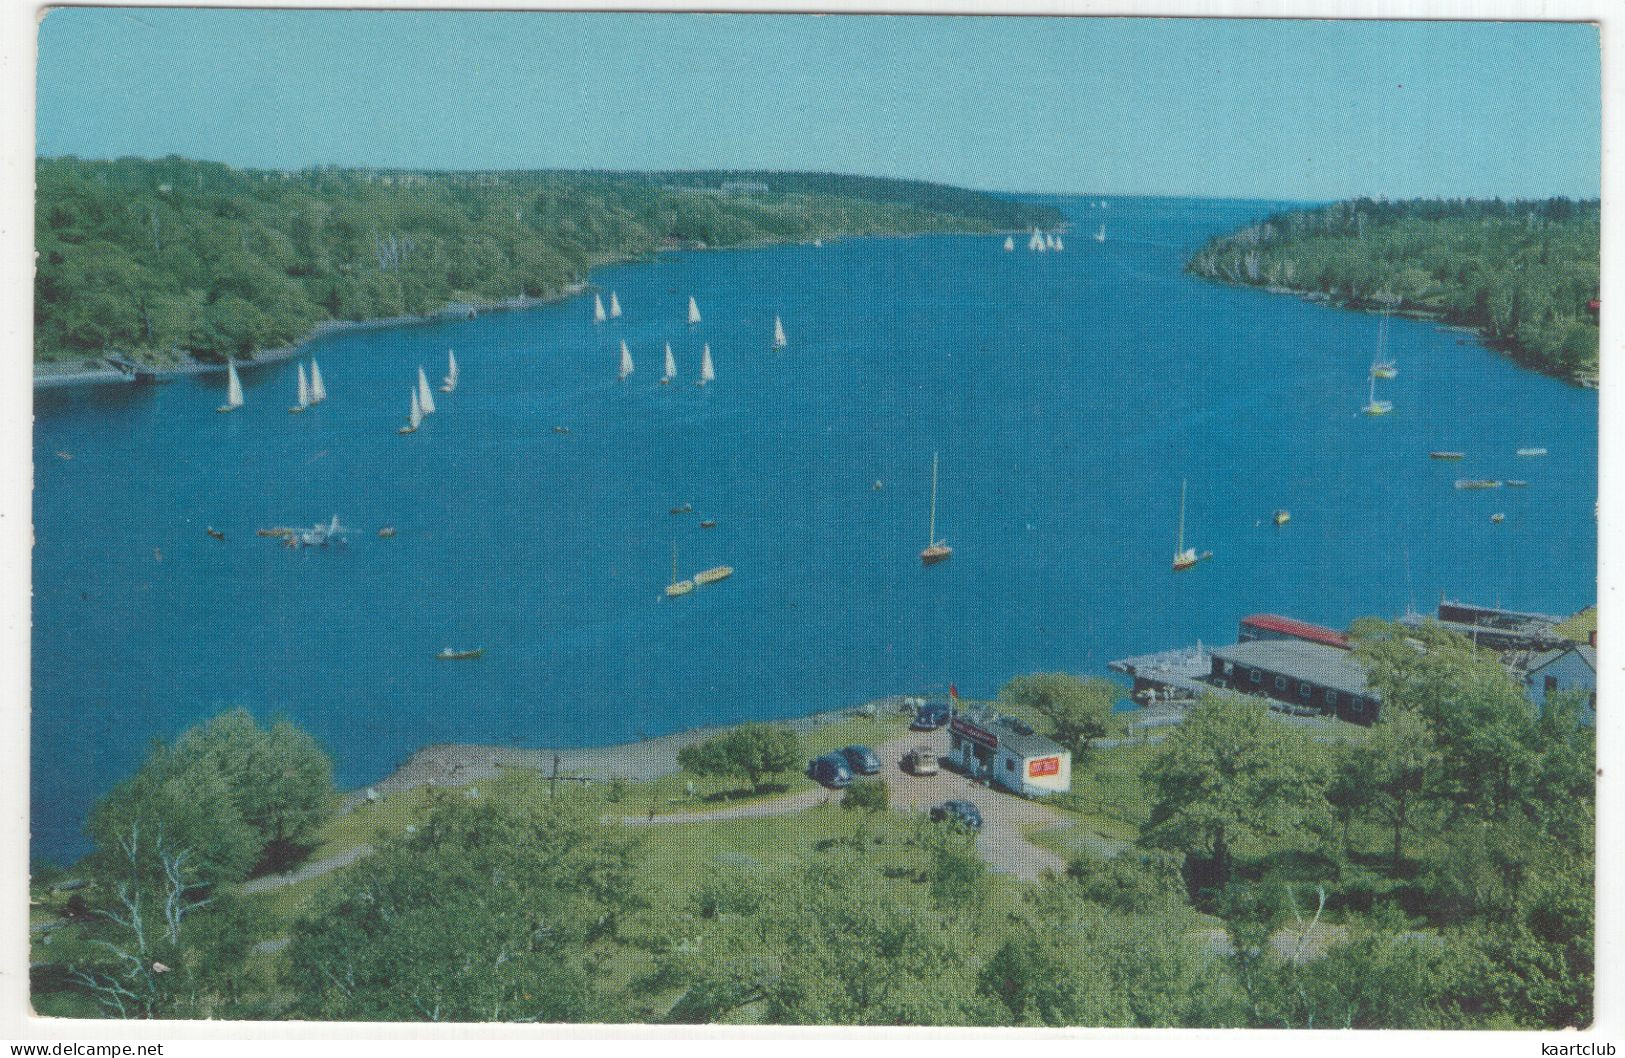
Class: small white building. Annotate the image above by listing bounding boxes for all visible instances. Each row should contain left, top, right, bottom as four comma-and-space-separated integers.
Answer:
948, 709, 1072, 797
1525, 641, 1596, 722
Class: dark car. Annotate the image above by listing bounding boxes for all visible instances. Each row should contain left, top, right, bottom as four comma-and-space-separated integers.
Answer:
931, 799, 983, 831
808, 752, 855, 788
839, 745, 882, 775
910, 702, 951, 731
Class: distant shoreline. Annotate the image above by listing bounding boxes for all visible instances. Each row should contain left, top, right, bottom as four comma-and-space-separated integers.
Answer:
33, 283, 590, 391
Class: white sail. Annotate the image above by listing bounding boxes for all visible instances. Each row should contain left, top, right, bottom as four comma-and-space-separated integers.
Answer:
296, 363, 310, 408
619, 340, 634, 381
1003, 235, 1015, 251
663, 343, 676, 382
418, 367, 436, 415
773, 316, 787, 350
687, 296, 701, 325
609, 291, 622, 318
1054, 236, 1064, 252
225, 359, 244, 408
447, 349, 459, 382
1028, 228, 1044, 251
408, 387, 422, 430
594, 294, 607, 323
699, 344, 715, 384
309, 360, 326, 403
1046, 233, 1056, 249
1095, 224, 1106, 244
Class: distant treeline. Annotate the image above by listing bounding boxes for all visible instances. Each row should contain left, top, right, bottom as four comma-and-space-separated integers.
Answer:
1188, 198, 1600, 384
35, 156, 1060, 366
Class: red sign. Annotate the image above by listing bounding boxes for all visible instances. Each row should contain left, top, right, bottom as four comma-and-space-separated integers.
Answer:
950, 716, 997, 749
1028, 756, 1061, 778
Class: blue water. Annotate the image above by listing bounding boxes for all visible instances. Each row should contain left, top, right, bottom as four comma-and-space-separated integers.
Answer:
32, 196, 1598, 863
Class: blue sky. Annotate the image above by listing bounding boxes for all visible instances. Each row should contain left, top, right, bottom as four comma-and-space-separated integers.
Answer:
36, 8, 1600, 199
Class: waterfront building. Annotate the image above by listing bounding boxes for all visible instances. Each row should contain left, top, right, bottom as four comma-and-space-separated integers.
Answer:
947, 707, 1072, 796
1208, 639, 1381, 725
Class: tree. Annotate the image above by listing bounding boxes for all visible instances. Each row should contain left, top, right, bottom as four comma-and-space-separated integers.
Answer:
1141, 696, 1331, 893
676, 724, 802, 793
999, 673, 1118, 756
170, 708, 336, 867
283, 795, 637, 1021
1336, 709, 1436, 873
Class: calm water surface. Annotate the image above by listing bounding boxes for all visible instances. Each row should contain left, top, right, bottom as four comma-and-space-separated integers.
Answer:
33, 196, 1598, 861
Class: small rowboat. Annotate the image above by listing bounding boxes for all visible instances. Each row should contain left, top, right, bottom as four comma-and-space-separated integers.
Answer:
378, 526, 397, 538
206, 527, 225, 541
437, 646, 485, 661
670, 503, 694, 515
1516, 447, 1548, 457
699, 520, 718, 529
1272, 509, 1290, 527
1455, 479, 1502, 490
1490, 513, 1506, 524
1430, 451, 1465, 460
256, 527, 296, 538
1506, 480, 1529, 488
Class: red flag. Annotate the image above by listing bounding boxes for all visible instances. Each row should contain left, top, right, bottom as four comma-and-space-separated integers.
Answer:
949, 683, 959, 701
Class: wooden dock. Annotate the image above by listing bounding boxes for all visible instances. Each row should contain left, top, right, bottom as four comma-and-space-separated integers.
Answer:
1109, 643, 1214, 703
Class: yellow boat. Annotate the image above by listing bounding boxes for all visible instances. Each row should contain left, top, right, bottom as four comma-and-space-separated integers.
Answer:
694, 565, 734, 586
1273, 509, 1290, 526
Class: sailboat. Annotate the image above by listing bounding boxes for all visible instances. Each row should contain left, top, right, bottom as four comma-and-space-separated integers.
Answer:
1094, 224, 1107, 244
609, 291, 622, 319
920, 451, 952, 566
773, 316, 787, 350
687, 296, 702, 325
619, 341, 634, 381
1172, 479, 1204, 571
594, 294, 607, 323
1003, 235, 1015, 251
661, 343, 676, 385
417, 367, 437, 415
1053, 235, 1064, 252
288, 362, 310, 414
698, 344, 715, 386
1046, 233, 1057, 250
399, 388, 422, 435
440, 350, 459, 393
665, 540, 694, 597
309, 359, 326, 404
1370, 305, 1397, 378
1362, 373, 1392, 415
1028, 228, 1045, 252
216, 358, 244, 413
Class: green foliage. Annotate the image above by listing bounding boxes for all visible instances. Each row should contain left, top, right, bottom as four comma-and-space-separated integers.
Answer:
34, 156, 1061, 365
841, 778, 889, 812
998, 673, 1118, 756
282, 794, 638, 1021
1065, 850, 1187, 914
1189, 197, 1600, 382
1140, 696, 1331, 892
676, 724, 802, 793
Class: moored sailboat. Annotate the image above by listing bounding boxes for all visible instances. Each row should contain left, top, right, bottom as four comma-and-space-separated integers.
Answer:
619, 341, 634, 381
920, 451, 952, 566
694, 565, 734, 586
288, 362, 310, 414
1094, 223, 1106, 244
309, 360, 326, 404
1003, 235, 1015, 251
1361, 373, 1392, 415
662, 343, 676, 385
1172, 478, 1209, 571
773, 316, 787, 350
687, 296, 702, 325
594, 294, 607, 323
609, 291, 622, 318
216, 358, 244, 413
441, 349, 459, 393
698, 344, 715, 386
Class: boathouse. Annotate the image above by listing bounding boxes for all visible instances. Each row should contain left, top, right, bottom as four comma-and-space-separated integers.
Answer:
948, 708, 1071, 797
1238, 614, 1350, 650
1524, 642, 1596, 721
1209, 639, 1380, 725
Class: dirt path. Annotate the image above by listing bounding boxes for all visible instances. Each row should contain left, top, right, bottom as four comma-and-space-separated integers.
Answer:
240, 843, 374, 894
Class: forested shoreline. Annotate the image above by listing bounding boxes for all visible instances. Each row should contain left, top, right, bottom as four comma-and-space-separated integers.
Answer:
1187, 198, 1600, 385
35, 156, 1060, 370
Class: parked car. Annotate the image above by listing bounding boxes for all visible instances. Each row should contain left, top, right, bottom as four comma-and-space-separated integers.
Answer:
808, 752, 854, 788
930, 799, 983, 830
839, 745, 882, 775
910, 701, 951, 731
902, 746, 939, 776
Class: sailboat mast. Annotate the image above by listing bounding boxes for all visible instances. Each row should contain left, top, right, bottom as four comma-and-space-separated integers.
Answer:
928, 452, 940, 546
1177, 478, 1188, 554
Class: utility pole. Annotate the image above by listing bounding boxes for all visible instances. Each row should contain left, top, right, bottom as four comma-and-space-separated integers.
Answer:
549, 753, 560, 800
